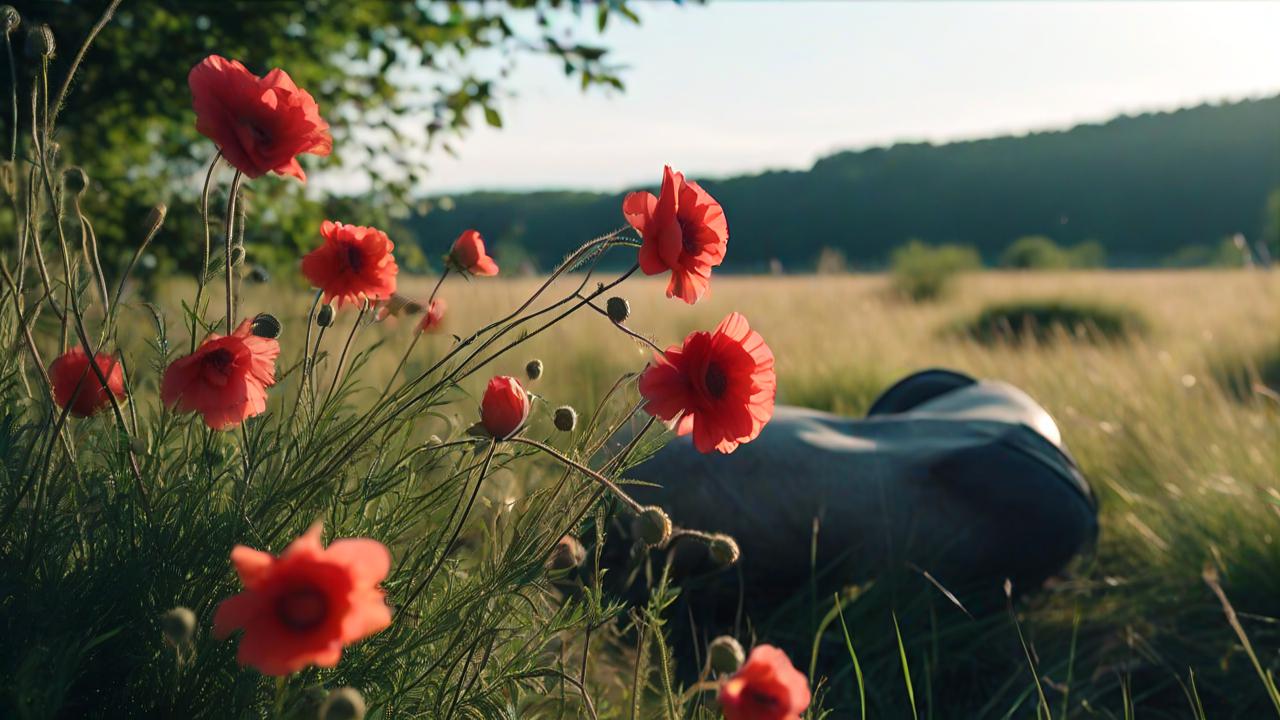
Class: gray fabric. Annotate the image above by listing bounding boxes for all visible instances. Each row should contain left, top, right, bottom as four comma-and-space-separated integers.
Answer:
614, 372, 1097, 598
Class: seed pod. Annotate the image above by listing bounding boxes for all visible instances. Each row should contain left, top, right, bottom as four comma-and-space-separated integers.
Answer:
548, 534, 586, 571
606, 296, 630, 323
320, 687, 366, 720
553, 405, 577, 432
159, 607, 196, 646
250, 313, 282, 339
25, 23, 53, 60
298, 686, 329, 718
708, 533, 741, 568
1, 6, 20, 34
143, 203, 167, 234
707, 635, 745, 674
525, 358, 543, 381
316, 303, 336, 327
632, 505, 672, 547
62, 166, 89, 196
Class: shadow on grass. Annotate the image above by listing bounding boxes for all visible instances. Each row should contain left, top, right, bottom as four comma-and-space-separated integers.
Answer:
1208, 344, 1280, 405
957, 299, 1148, 345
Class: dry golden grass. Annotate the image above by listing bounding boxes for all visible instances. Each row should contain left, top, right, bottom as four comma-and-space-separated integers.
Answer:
137, 268, 1280, 714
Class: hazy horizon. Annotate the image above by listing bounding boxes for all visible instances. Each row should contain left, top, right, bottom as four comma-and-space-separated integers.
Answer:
317, 2, 1280, 196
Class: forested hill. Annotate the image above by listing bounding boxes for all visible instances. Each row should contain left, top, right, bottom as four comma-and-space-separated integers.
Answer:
409, 95, 1280, 270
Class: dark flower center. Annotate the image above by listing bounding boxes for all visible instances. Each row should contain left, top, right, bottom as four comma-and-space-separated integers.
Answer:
203, 348, 235, 372
345, 243, 366, 272
744, 686, 784, 709
704, 362, 728, 398
242, 118, 272, 147
275, 586, 329, 631
678, 217, 698, 255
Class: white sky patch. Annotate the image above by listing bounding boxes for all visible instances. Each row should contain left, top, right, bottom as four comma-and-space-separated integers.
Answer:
313, 1, 1280, 196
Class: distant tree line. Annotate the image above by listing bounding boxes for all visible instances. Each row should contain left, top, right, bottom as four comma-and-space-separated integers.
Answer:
411, 95, 1280, 271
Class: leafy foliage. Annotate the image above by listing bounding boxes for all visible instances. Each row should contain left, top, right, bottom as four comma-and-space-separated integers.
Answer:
1001, 235, 1106, 270
889, 239, 981, 301
2, 0, 643, 274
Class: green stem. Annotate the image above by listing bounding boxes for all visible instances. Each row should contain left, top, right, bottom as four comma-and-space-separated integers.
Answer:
509, 436, 643, 513
223, 171, 244, 334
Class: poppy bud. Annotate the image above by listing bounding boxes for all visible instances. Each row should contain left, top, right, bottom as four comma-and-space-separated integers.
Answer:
426, 434, 442, 447
606, 296, 630, 323
25, 23, 52, 60
320, 687, 366, 720
1, 6, 19, 34
553, 405, 577, 432
160, 606, 196, 646
250, 313, 282, 339
708, 635, 745, 674
143, 203, 167, 234
708, 533, 740, 568
62, 166, 88, 197
317, 303, 336, 327
525, 358, 543, 381
480, 376, 531, 440
548, 534, 586, 571
632, 505, 672, 547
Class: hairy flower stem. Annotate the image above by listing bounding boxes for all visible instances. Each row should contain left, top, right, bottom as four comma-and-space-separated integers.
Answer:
274, 243, 638, 541
47, 0, 122, 134
378, 267, 449, 402
223, 171, 244, 335
3, 19, 15, 162
285, 290, 324, 438
31, 91, 150, 519
509, 437, 642, 514
401, 440, 497, 610
323, 300, 370, 411
578, 296, 664, 352
456, 263, 641, 383
24, 91, 60, 324
71, 198, 110, 321
192, 153, 222, 351
106, 203, 166, 337
393, 231, 628, 397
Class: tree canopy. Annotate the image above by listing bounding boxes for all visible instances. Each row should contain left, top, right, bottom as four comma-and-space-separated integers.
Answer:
2, 0, 643, 274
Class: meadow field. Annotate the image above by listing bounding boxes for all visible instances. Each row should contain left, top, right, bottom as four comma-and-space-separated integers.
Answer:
145, 267, 1280, 716
9, 3, 1280, 717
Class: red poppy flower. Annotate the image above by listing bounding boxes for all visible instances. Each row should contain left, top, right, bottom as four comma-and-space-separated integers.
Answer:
188, 55, 332, 181
212, 524, 392, 676
718, 645, 811, 720
418, 298, 447, 333
449, 229, 499, 276
638, 312, 775, 454
480, 376, 530, 440
49, 346, 126, 418
623, 165, 728, 305
301, 221, 399, 308
161, 319, 279, 430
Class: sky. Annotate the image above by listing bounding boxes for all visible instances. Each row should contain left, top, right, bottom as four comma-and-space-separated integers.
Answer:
367, 2, 1280, 195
